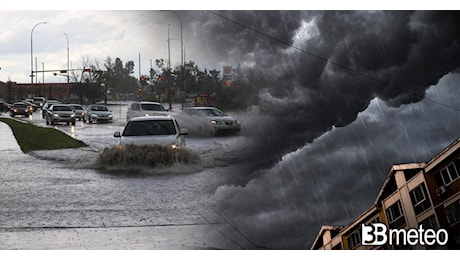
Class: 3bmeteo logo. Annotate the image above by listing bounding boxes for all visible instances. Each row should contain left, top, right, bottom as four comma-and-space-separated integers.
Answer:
361, 223, 448, 246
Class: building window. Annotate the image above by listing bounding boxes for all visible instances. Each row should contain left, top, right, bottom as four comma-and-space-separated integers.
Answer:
445, 199, 460, 226
440, 160, 460, 186
347, 230, 361, 249
409, 183, 432, 215
386, 201, 406, 229
419, 215, 447, 248
420, 215, 439, 230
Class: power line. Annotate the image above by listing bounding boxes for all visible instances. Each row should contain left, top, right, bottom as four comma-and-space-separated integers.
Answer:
206, 11, 460, 112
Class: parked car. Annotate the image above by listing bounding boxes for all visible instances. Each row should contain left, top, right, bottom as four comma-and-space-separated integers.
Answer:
10, 102, 31, 117
84, 104, 113, 124
175, 106, 241, 136
45, 104, 76, 125
68, 104, 85, 121
126, 101, 170, 121
114, 116, 188, 148
42, 100, 61, 118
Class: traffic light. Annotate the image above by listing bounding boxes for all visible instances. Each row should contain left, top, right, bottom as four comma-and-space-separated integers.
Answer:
140, 76, 148, 86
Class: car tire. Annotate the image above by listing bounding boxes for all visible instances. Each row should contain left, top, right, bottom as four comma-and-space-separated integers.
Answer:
71, 121, 76, 126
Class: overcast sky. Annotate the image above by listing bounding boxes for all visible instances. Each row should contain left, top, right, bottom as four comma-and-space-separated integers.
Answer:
0, 10, 234, 84
2, 7, 460, 250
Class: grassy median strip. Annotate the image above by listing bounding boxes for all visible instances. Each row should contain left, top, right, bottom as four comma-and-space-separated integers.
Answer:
0, 118, 87, 153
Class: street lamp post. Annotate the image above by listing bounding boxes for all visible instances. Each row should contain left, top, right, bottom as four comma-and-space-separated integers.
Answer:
167, 24, 172, 110
64, 33, 70, 84
30, 22, 47, 85
161, 11, 184, 108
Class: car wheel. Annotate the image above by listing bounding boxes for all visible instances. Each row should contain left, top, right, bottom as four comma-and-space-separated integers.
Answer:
71, 121, 76, 126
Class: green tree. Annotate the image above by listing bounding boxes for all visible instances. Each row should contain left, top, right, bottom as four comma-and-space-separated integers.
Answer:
103, 57, 138, 94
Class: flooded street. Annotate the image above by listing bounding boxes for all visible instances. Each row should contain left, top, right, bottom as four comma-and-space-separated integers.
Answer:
0, 103, 256, 249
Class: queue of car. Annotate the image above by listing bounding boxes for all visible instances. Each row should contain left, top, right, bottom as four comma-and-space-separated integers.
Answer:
113, 102, 242, 149
2, 98, 113, 126
2, 97, 242, 151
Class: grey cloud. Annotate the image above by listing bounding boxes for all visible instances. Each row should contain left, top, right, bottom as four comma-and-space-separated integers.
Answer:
201, 10, 460, 174
214, 72, 460, 248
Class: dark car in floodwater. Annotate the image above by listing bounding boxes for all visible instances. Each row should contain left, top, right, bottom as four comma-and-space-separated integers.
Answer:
9, 102, 31, 117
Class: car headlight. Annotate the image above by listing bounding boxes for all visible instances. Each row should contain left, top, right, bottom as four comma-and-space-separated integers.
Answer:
108, 114, 113, 118
53, 113, 59, 118
211, 120, 223, 125
71, 114, 75, 117
168, 144, 179, 150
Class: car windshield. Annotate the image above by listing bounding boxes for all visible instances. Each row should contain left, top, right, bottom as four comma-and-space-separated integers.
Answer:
197, 108, 225, 117
141, 103, 166, 111
14, 103, 27, 108
70, 105, 83, 110
123, 120, 177, 136
91, 106, 108, 111
53, 106, 72, 111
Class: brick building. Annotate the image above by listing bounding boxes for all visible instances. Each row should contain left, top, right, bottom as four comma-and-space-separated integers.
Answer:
0, 81, 71, 101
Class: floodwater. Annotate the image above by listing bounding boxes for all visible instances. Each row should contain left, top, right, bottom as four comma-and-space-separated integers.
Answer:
0, 104, 256, 249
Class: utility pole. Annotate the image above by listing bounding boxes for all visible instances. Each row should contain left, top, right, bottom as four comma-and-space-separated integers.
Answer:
64, 33, 70, 84
167, 24, 172, 110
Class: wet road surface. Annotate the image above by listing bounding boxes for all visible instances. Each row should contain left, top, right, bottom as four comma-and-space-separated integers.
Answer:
0, 105, 256, 249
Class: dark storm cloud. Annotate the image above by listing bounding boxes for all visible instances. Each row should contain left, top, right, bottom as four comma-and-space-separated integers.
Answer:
185, 10, 460, 249
215, 72, 460, 248
191, 10, 460, 171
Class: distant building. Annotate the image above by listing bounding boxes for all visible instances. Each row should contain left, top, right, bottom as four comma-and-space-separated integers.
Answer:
0, 81, 71, 101
311, 138, 460, 250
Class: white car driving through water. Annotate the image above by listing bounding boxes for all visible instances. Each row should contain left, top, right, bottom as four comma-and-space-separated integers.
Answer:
114, 116, 188, 149
175, 106, 241, 136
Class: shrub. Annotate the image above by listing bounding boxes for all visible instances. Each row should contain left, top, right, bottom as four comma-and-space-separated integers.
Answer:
96, 144, 200, 169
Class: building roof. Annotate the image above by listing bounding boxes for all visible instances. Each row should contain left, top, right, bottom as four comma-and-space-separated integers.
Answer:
310, 225, 344, 250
